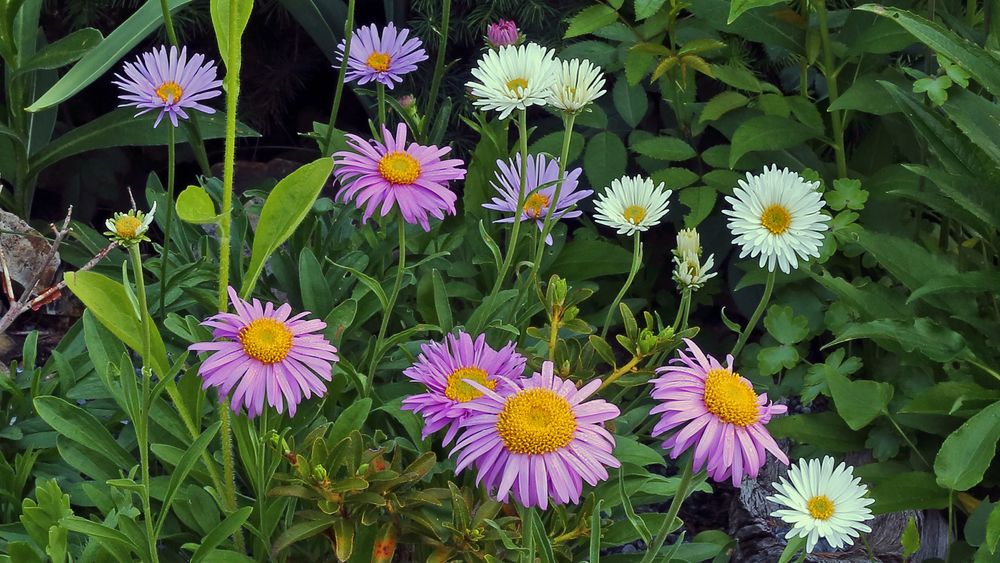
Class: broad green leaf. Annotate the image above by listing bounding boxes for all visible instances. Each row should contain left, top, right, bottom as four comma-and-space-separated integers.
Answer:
909, 271, 1000, 303
551, 238, 632, 281
583, 131, 627, 190
757, 345, 799, 376
728, 115, 817, 168
987, 504, 1000, 554
211, 0, 254, 67
635, 0, 668, 20
299, 248, 333, 315
728, 0, 786, 24
15, 28, 102, 75
565, 5, 618, 39
323, 299, 357, 347
33, 396, 134, 470
679, 186, 716, 228
763, 304, 808, 345
63, 271, 169, 377
430, 269, 453, 334
686, 0, 803, 52
176, 185, 219, 224
935, 400, 1000, 491
940, 89, 1000, 169
60, 515, 141, 556
631, 136, 695, 161
529, 130, 584, 164
825, 368, 891, 430
190, 507, 254, 563
865, 471, 948, 514
901, 516, 920, 557
829, 72, 907, 116
327, 398, 372, 446
27, 0, 196, 111
613, 77, 647, 128
272, 518, 333, 555
699, 91, 748, 122
613, 435, 666, 467
243, 158, 334, 296
858, 5, 1000, 96
827, 318, 967, 363
767, 412, 866, 452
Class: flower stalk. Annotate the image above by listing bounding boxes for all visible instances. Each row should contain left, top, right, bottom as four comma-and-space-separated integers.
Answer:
600, 233, 643, 340
323, 0, 356, 154
158, 125, 176, 318
640, 460, 694, 563
488, 109, 530, 299
731, 270, 776, 358
368, 217, 407, 395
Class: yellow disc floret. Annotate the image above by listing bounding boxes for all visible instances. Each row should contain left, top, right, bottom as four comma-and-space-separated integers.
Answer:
239, 318, 294, 364
623, 204, 647, 225
378, 151, 421, 185
366, 52, 391, 72
496, 388, 576, 455
524, 192, 549, 218
760, 203, 792, 235
807, 495, 835, 520
155, 81, 184, 104
114, 215, 143, 239
702, 369, 760, 427
445, 367, 495, 403
506, 77, 529, 93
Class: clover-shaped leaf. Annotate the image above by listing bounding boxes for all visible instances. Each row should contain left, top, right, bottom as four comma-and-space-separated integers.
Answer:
763, 304, 809, 345
826, 178, 869, 211
758, 345, 799, 376
913, 75, 952, 106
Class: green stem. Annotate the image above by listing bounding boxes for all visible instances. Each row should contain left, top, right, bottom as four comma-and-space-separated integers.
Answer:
815, 0, 847, 178
423, 0, 451, 130
377, 82, 386, 128
323, 0, 356, 153
600, 234, 642, 340
597, 354, 642, 392
731, 270, 775, 359
488, 109, 530, 299
532, 113, 576, 281
672, 290, 691, 332
128, 245, 159, 563
519, 504, 536, 563
887, 413, 931, 468
367, 217, 406, 396
640, 461, 694, 563
158, 125, 176, 319
158, 0, 179, 46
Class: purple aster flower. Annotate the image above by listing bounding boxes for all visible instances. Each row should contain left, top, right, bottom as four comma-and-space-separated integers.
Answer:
401, 331, 526, 445
336, 22, 428, 89
486, 20, 519, 48
189, 287, 339, 418
649, 339, 789, 486
114, 45, 222, 127
332, 122, 466, 231
482, 154, 591, 245
451, 361, 620, 510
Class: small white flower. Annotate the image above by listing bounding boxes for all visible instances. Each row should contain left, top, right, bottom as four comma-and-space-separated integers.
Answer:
466, 43, 558, 119
673, 251, 716, 291
722, 165, 830, 274
593, 175, 672, 236
549, 58, 606, 113
105, 202, 157, 247
767, 456, 875, 554
674, 228, 702, 258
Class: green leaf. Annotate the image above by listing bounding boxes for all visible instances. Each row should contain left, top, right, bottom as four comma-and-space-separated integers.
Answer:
588, 335, 617, 369
430, 269, 453, 334
565, 5, 618, 39
619, 470, 651, 543
613, 77, 647, 129
589, 497, 604, 562
829, 72, 906, 116
934, 400, 1000, 491
242, 158, 334, 295
635, 0, 668, 20
551, 238, 633, 281
699, 91, 749, 122
728, 0, 786, 24
328, 398, 372, 446
777, 536, 805, 563
901, 516, 920, 557
757, 345, 799, 376
156, 421, 221, 534
190, 507, 254, 563
26, 0, 196, 112
530, 131, 584, 164
825, 368, 892, 430
328, 259, 388, 310
679, 186, 716, 228
767, 412, 866, 451
15, 28, 103, 75
865, 471, 949, 514
728, 115, 817, 168
60, 515, 141, 556
858, 5, 1000, 96
33, 396, 133, 469
913, 75, 952, 106
211, 0, 253, 67
613, 435, 666, 467
631, 136, 696, 161
938, 88, 1000, 168
909, 271, 1000, 303
176, 185, 219, 224
827, 318, 967, 363
64, 271, 169, 376
323, 299, 357, 347
528, 509, 556, 563
763, 304, 808, 345
583, 131, 627, 190
986, 503, 1000, 554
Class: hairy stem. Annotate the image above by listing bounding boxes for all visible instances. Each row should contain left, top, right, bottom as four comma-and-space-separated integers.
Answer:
640, 461, 694, 563
423, 0, 451, 129
367, 217, 406, 395
323, 0, 356, 153
815, 0, 847, 178
600, 234, 642, 340
158, 125, 176, 319
731, 270, 775, 359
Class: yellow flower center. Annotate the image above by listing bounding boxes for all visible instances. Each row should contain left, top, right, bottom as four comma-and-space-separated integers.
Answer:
524, 192, 549, 218
366, 52, 391, 72
239, 318, 293, 364
807, 495, 835, 520
114, 215, 142, 239
377, 151, 421, 185
444, 367, 495, 403
623, 205, 647, 225
702, 368, 760, 427
155, 81, 184, 104
496, 388, 576, 455
506, 77, 529, 93
760, 203, 792, 235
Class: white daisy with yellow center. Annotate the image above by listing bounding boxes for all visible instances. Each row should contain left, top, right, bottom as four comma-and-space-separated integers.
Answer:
767, 456, 874, 553
723, 165, 829, 274
593, 175, 672, 236
548, 58, 606, 113
104, 202, 157, 247
466, 43, 558, 119
672, 228, 716, 291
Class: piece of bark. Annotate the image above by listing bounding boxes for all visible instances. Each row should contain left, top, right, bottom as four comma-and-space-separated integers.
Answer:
0, 208, 59, 290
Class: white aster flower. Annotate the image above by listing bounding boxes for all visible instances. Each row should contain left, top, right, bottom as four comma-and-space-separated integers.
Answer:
466, 43, 558, 119
722, 165, 830, 274
105, 202, 157, 247
673, 252, 715, 291
593, 175, 672, 236
549, 58, 606, 113
767, 456, 875, 554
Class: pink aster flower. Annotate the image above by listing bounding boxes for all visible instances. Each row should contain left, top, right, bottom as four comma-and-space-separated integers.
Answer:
189, 287, 339, 418
482, 154, 591, 245
336, 22, 428, 89
114, 45, 222, 127
332, 122, 466, 231
401, 331, 526, 445
649, 339, 788, 486
486, 20, 519, 48
451, 361, 620, 510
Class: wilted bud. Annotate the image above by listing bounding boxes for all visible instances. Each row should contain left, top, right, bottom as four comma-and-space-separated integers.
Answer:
105, 202, 157, 248
398, 94, 416, 110
486, 19, 520, 48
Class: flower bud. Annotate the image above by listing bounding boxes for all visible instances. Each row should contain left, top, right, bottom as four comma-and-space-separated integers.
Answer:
674, 228, 702, 259
486, 20, 519, 48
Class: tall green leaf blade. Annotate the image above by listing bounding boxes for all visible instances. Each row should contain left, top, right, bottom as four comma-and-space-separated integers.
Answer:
935, 400, 1000, 491
190, 507, 253, 562
15, 28, 103, 75
728, 0, 786, 24
210, 0, 253, 67
34, 396, 134, 470
156, 422, 221, 531
276, 0, 346, 63
26, 0, 196, 112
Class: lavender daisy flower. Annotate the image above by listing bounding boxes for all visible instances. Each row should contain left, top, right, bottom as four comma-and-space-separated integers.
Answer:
332, 122, 466, 231
401, 331, 526, 445
649, 339, 788, 486
189, 287, 339, 418
337, 22, 428, 89
451, 361, 620, 510
482, 154, 591, 245
114, 45, 222, 127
